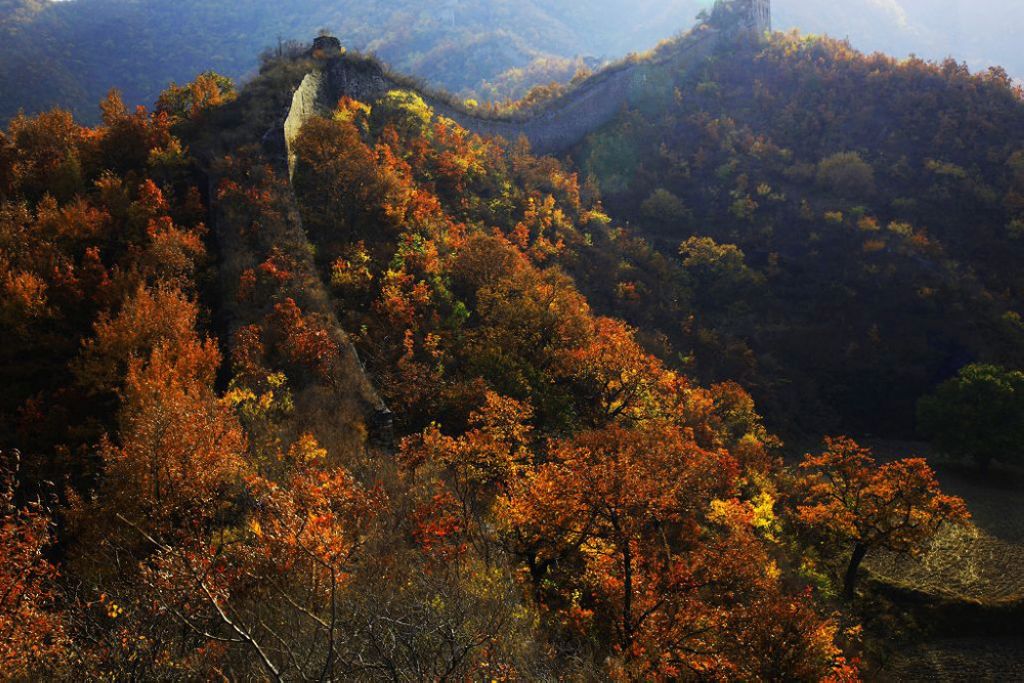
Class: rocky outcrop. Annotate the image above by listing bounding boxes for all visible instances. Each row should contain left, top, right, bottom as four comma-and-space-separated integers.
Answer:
284, 70, 327, 178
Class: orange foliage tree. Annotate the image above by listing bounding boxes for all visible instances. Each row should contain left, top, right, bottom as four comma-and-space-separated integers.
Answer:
0, 453, 67, 677
798, 436, 970, 598
498, 423, 847, 678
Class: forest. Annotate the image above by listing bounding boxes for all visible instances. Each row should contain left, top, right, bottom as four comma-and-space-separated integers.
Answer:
2, 0, 1024, 679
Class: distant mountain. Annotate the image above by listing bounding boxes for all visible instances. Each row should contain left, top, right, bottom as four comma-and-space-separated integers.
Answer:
3, 0, 1021, 126
0, 0, 709, 124
774, 0, 1024, 80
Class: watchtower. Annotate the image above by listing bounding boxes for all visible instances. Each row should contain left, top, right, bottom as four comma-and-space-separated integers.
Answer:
751, 0, 771, 33
311, 35, 343, 60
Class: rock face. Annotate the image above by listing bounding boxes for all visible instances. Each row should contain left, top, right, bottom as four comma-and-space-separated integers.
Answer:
283, 70, 324, 178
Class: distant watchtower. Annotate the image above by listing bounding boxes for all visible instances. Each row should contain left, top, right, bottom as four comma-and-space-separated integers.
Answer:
311, 35, 343, 60
751, 0, 771, 33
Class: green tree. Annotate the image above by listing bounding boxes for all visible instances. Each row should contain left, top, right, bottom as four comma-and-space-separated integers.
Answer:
918, 364, 1024, 470
816, 151, 875, 199
640, 187, 690, 229
370, 90, 433, 140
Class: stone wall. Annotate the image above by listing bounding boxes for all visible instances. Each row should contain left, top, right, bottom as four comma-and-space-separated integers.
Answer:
284, 70, 327, 179
283, 24, 726, 168
282, 1, 772, 167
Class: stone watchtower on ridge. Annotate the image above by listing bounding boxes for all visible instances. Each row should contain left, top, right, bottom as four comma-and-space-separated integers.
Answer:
751, 0, 771, 33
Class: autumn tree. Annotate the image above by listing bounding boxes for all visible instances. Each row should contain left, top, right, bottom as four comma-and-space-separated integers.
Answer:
267, 297, 340, 383
399, 391, 534, 555
155, 71, 237, 122
555, 316, 676, 427
0, 452, 67, 677
797, 436, 970, 598
499, 423, 846, 677
95, 89, 175, 175
292, 116, 403, 245
130, 435, 383, 680
4, 108, 86, 201
370, 90, 434, 140
75, 284, 204, 395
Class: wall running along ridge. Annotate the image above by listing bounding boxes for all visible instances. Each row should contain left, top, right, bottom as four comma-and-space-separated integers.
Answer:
283, 0, 771, 174
263, 1, 770, 444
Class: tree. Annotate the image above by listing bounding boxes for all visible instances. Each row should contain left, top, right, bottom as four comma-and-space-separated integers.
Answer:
797, 437, 969, 598
291, 116, 398, 242
0, 452, 67, 677
155, 72, 237, 122
917, 363, 1024, 470
678, 235, 764, 315
816, 151, 875, 199
268, 298, 340, 383
76, 284, 203, 395
555, 316, 677, 427
370, 90, 434, 140
5, 108, 86, 201
499, 422, 847, 677
640, 188, 690, 229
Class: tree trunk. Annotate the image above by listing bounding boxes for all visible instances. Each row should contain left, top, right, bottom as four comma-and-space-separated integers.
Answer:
622, 539, 633, 650
843, 542, 869, 599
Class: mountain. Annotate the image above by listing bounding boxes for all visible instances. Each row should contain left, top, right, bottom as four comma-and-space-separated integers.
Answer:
571, 27, 1024, 433
0, 0, 710, 125
774, 0, 1024, 79
4, 0, 1022, 126
2, 1, 1024, 679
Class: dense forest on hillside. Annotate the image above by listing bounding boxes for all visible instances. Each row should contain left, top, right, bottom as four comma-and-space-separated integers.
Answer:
578, 32, 1024, 434
2, 0, 1024, 678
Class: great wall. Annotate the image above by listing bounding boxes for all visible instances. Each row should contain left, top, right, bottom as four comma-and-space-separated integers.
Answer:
283, 0, 771, 173
235, 0, 771, 448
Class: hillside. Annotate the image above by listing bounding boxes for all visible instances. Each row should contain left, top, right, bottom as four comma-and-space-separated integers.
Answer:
2, 0, 1024, 678
283, 14, 1024, 437
4, 0, 1024, 129
571, 31, 1024, 435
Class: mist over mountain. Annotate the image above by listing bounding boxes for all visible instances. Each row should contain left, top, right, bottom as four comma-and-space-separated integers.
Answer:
3, 0, 1022, 126
0, 0, 710, 124
774, 0, 1024, 80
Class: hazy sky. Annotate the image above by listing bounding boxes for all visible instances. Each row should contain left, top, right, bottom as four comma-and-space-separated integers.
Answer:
772, 0, 1024, 78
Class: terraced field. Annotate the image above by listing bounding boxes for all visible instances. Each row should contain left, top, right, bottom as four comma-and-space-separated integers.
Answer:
883, 637, 1024, 681
859, 441, 1024, 680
